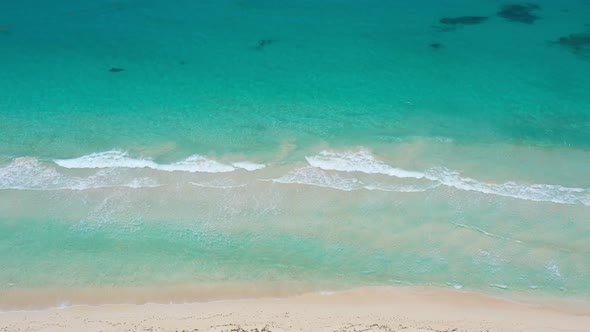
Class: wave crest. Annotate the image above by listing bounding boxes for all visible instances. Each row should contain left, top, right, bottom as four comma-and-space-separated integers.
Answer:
0, 158, 160, 191
305, 150, 425, 179
272, 166, 434, 193
54, 151, 265, 173
304, 150, 590, 206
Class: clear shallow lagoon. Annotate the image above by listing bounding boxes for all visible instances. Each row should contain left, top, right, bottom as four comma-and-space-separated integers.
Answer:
0, 0, 589, 308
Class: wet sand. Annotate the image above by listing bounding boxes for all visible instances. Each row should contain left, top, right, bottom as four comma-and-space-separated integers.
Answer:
1, 287, 589, 332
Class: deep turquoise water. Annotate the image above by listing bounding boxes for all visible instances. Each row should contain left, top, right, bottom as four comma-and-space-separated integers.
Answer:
0, 0, 589, 308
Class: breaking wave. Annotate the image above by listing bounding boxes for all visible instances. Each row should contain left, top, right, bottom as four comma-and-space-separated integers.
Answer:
0, 158, 160, 191
54, 151, 265, 173
303, 150, 590, 205
272, 167, 434, 193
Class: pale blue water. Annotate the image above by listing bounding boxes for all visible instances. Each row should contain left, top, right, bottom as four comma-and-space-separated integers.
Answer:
0, 0, 589, 308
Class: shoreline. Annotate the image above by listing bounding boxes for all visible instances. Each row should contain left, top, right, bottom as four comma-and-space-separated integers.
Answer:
1, 287, 589, 332
2, 284, 590, 312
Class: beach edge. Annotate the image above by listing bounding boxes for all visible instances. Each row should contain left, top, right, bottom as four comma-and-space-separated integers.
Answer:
2, 286, 589, 332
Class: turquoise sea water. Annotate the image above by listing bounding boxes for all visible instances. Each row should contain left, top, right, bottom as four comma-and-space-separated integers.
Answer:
1, 0, 589, 308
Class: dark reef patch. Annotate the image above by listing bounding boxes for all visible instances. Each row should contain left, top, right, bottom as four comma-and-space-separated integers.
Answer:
430, 43, 443, 50
255, 39, 275, 50
439, 16, 488, 26
553, 33, 590, 59
557, 33, 590, 49
109, 68, 124, 73
498, 4, 540, 24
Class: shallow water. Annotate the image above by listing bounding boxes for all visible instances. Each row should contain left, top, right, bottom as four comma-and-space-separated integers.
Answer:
0, 0, 589, 308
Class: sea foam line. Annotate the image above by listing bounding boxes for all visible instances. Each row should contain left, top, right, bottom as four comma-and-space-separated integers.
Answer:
305, 150, 590, 206
54, 151, 265, 173
450, 221, 522, 244
0, 157, 161, 191
271, 166, 434, 193
1, 151, 265, 191
306, 150, 425, 179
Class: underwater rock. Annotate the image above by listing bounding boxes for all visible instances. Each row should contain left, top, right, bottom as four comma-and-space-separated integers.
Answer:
255, 39, 274, 50
498, 4, 540, 24
554, 33, 590, 57
439, 16, 488, 25
550, 33, 590, 61
557, 33, 590, 48
430, 43, 443, 49
109, 68, 124, 72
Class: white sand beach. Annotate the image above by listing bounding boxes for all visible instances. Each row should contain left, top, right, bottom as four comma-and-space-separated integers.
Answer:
1, 287, 588, 332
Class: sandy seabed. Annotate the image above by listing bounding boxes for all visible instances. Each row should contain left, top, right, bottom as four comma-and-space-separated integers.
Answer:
1, 287, 589, 332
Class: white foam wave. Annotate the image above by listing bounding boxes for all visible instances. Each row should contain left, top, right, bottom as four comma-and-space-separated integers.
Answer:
272, 167, 432, 193
305, 150, 590, 205
426, 167, 590, 206
124, 178, 161, 189
54, 151, 236, 173
546, 261, 563, 280
54, 151, 266, 173
1, 151, 266, 191
161, 155, 235, 173
364, 182, 439, 193
0, 158, 160, 191
306, 150, 425, 179
489, 283, 509, 290
232, 162, 266, 171
451, 221, 522, 244
272, 167, 360, 191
